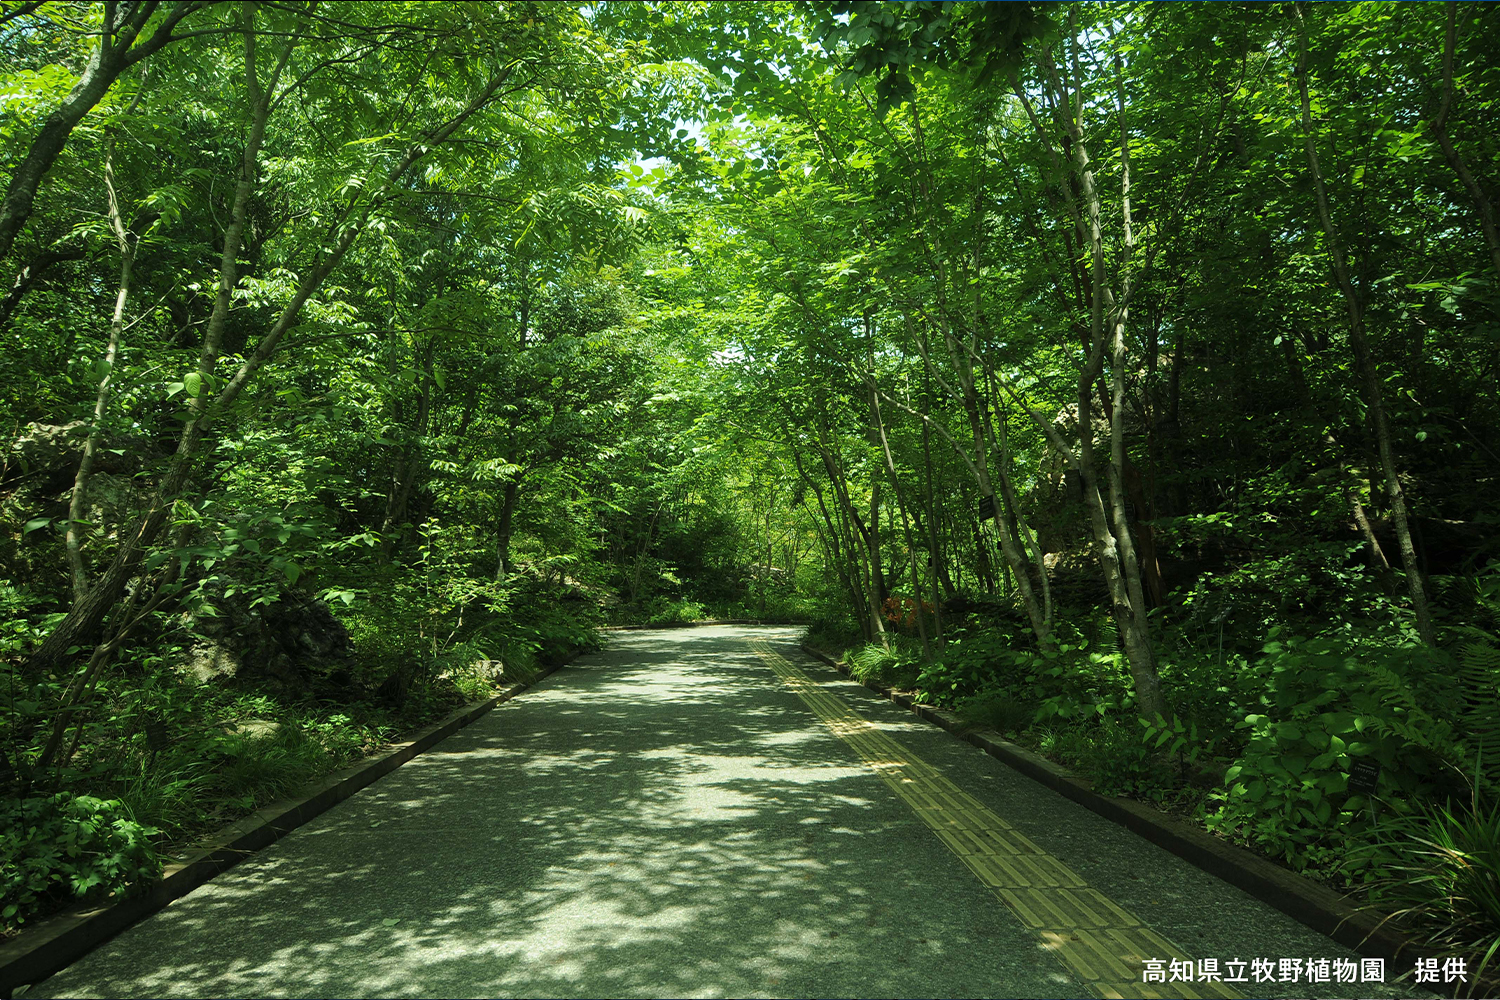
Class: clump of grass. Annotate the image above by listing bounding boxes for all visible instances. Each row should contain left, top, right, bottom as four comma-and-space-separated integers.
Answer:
1362, 788, 1500, 992
846, 640, 921, 688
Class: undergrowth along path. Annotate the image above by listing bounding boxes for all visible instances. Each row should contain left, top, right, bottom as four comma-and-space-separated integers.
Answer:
23, 627, 1432, 1000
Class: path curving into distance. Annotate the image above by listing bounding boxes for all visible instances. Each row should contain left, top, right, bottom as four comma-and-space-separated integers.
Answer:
24, 626, 1431, 1000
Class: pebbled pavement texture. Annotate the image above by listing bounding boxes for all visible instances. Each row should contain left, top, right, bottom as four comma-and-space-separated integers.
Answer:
22, 626, 1437, 1000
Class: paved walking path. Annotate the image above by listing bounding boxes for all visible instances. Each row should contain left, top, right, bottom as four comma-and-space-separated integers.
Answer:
24, 627, 1432, 999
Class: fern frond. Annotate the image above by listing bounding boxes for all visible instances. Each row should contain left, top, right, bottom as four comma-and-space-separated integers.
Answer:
1460, 639, 1500, 785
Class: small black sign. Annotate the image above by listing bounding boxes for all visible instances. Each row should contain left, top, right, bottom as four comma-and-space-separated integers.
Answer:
1347, 758, 1381, 795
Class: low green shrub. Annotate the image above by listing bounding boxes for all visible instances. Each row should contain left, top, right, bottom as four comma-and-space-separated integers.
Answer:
647, 596, 706, 624
2, 793, 160, 933
957, 689, 1037, 735
915, 629, 1032, 704
1204, 631, 1463, 874
1025, 715, 1171, 801
1084, 715, 1172, 799
207, 727, 326, 806
1030, 646, 1134, 723
804, 611, 863, 656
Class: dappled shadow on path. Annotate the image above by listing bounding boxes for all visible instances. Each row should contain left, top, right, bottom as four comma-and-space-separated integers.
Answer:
28, 627, 1074, 1000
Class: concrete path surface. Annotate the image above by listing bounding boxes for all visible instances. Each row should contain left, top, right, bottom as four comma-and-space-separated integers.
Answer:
22, 626, 1434, 999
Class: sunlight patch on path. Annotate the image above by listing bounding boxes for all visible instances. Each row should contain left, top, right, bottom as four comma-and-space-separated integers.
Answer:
750, 641, 1241, 1000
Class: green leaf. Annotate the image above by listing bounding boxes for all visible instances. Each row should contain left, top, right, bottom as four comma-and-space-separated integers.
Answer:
272, 557, 301, 586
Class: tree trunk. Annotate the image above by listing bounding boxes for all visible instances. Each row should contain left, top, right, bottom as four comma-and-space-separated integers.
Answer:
66, 137, 136, 601
904, 94, 1050, 649
918, 396, 956, 605
896, 312, 1052, 649
983, 367, 1052, 631
0, 1, 207, 263
872, 387, 932, 660
811, 418, 883, 643
495, 473, 519, 580
0, 249, 87, 331
27, 10, 279, 675
1296, 8, 1435, 645
866, 476, 888, 646
1011, 29, 1166, 719
785, 428, 866, 631
878, 370, 1051, 650
1428, 2, 1500, 281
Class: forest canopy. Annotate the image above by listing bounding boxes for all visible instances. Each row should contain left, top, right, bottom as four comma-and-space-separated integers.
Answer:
2, 0, 1499, 966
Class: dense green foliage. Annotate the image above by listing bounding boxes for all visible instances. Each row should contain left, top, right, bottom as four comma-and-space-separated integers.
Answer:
2, 0, 1499, 966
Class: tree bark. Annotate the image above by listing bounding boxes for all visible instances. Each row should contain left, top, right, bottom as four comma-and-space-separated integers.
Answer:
875, 374, 1052, 651
0, 248, 88, 331
983, 365, 1052, 631
66, 135, 137, 601
872, 384, 932, 660
905, 95, 1052, 650
26, 4, 282, 675
784, 424, 866, 632
0, 1, 212, 263
1295, 7, 1435, 645
917, 385, 955, 606
814, 421, 885, 645
1101, 72, 1159, 705
866, 470, 888, 645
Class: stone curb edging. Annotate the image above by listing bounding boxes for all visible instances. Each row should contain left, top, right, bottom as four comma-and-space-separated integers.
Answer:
0, 661, 568, 999
797, 642, 1429, 972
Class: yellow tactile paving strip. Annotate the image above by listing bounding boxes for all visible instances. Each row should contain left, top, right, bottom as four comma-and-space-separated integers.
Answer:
750, 641, 1240, 1000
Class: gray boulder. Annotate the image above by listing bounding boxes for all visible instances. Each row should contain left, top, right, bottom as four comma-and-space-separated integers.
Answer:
174, 579, 354, 694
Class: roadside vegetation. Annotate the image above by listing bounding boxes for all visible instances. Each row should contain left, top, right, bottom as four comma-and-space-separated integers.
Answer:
3, 0, 1499, 974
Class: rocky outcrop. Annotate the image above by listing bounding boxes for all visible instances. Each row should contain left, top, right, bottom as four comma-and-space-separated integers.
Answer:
173, 580, 354, 695
9, 421, 88, 476
7, 421, 149, 486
